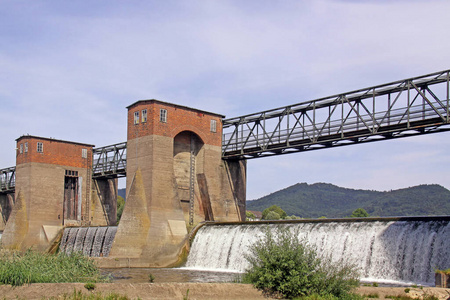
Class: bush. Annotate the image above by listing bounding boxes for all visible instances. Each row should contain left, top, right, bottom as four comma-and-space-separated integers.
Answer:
243, 226, 360, 299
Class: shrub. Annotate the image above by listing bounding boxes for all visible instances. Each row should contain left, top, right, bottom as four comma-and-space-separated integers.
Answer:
148, 273, 155, 283
243, 226, 360, 299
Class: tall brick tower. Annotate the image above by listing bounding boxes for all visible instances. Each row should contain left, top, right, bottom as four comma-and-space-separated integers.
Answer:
1, 136, 94, 250
108, 100, 246, 267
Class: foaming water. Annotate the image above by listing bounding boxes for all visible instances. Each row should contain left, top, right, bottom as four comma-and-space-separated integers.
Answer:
59, 226, 117, 257
185, 219, 450, 286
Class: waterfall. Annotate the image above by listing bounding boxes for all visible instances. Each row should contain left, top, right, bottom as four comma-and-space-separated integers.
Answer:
59, 226, 117, 257
185, 219, 450, 286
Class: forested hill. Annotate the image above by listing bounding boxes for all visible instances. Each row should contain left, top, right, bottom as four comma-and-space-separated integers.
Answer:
246, 183, 450, 218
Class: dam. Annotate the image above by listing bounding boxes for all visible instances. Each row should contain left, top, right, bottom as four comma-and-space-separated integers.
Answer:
185, 217, 450, 286
0, 69, 449, 274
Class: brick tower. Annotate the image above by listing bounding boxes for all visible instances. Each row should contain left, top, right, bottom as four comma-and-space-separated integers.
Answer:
107, 100, 246, 267
1, 136, 94, 250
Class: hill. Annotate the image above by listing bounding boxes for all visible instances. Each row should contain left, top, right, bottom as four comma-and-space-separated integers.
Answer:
246, 183, 450, 218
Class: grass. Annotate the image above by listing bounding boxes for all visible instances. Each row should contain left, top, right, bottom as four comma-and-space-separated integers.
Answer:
0, 250, 107, 286
46, 289, 142, 300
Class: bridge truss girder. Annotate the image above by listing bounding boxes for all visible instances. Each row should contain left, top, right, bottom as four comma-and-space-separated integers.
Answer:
0, 166, 15, 193
92, 142, 127, 179
222, 69, 450, 159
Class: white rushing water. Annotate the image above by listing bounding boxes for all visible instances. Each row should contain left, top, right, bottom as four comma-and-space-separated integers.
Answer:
59, 226, 117, 257
185, 220, 450, 286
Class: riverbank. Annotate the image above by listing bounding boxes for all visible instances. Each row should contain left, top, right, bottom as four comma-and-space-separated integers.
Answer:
0, 283, 449, 300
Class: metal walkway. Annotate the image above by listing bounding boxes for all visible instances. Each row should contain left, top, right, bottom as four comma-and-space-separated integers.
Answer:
92, 142, 127, 178
0, 167, 15, 193
222, 69, 450, 159
2, 69, 449, 182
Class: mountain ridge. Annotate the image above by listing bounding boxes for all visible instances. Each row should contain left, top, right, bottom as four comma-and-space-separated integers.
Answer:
246, 183, 450, 218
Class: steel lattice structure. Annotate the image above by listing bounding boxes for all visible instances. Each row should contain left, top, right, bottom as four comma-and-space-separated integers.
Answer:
0, 166, 15, 193
222, 69, 450, 159
92, 142, 127, 178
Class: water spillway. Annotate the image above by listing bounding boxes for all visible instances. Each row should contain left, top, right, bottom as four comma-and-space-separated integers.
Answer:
59, 226, 117, 257
185, 217, 450, 286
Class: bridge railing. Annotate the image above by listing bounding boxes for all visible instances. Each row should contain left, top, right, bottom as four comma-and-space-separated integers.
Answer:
0, 167, 16, 193
92, 142, 127, 178
222, 69, 450, 159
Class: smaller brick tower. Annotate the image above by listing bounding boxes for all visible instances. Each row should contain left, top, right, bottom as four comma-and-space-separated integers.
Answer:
1, 136, 94, 250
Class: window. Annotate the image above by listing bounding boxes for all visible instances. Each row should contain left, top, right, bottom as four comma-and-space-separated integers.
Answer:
134, 111, 139, 124
210, 119, 217, 133
160, 109, 167, 123
19, 144, 23, 154
82, 148, 87, 158
65, 170, 78, 177
24, 142, 28, 153
37, 142, 43, 153
142, 109, 147, 123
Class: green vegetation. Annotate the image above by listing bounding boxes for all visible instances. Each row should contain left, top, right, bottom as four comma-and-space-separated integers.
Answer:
84, 282, 96, 291
365, 293, 379, 298
47, 290, 140, 300
247, 183, 450, 218
436, 268, 450, 275
246, 211, 257, 220
117, 196, 125, 223
148, 273, 155, 283
262, 205, 287, 220
350, 208, 369, 218
0, 250, 106, 286
243, 226, 360, 299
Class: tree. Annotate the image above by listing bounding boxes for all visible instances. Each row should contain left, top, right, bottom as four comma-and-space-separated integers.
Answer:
265, 211, 281, 220
350, 208, 369, 218
262, 205, 287, 220
246, 211, 256, 221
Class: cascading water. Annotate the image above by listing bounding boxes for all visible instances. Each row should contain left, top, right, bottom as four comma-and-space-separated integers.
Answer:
59, 226, 117, 257
185, 218, 450, 286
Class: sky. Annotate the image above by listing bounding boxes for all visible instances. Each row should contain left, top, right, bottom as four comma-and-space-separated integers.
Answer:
1, 0, 450, 200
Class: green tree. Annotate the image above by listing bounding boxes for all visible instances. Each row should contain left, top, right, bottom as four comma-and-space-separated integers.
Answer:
243, 226, 360, 299
265, 211, 281, 220
262, 205, 287, 220
246, 211, 256, 221
350, 208, 369, 218
117, 196, 125, 223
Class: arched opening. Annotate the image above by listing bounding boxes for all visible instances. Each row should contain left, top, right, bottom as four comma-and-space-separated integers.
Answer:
173, 131, 209, 225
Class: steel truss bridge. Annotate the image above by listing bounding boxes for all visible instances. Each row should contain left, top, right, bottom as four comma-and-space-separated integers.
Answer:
1, 69, 449, 188
222, 69, 450, 159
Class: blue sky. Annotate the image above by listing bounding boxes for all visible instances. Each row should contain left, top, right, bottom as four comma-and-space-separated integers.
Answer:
1, 0, 450, 199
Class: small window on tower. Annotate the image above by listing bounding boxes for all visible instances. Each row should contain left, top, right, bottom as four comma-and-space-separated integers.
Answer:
160, 109, 167, 123
210, 119, 217, 133
24, 142, 28, 153
142, 109, 147, 123
19, 144, 23, 154
134, 111, 139, 124
37, 142, 43, 153
82, 148, 88, 158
